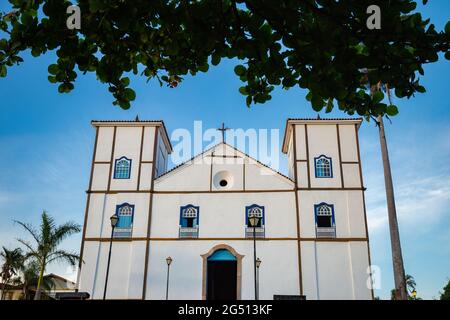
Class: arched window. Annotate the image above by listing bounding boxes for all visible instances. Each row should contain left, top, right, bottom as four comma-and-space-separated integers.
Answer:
114, 157, 132, 179
245, 205, 265, 238
314, 203, 336, 238
179, 205, 199, 238
113, 203, 134, 238
314, 155, 332, 178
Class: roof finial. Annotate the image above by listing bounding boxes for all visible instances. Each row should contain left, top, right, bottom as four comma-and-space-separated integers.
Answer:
135, 115, 140, 121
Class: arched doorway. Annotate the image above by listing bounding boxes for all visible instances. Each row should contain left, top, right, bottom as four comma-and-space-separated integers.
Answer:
201, 245, 243, 300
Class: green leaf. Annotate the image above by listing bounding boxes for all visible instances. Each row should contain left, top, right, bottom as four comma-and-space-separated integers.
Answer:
311, 95, 324, 111
325, 99, 333, 113
246, 95, 252, 107
386, 105, 399, 116
198, 63, 209, 73
211, 54, 221, 66
0, 39, 7, 50
239, 86, 248, 95
372, 91, 384, 103
119, 101, 131, 110
416, 85, 426, 93
121, 77, 130, 86
445, 21, 450, 35
48, 64, 59, 75
58, 83, 67, 93
445, 51, 450, 60
124, 88, 136, 101
0, 65, 6, 77
234, 65, 246, 76
282, 76, 296, 88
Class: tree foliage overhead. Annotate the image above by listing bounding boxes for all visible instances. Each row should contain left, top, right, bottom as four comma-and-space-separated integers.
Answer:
441, 280, 450, 300
0, 0, 449, 116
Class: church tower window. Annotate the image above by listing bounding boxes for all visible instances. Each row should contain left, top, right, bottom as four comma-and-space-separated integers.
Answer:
314, 203, 336, 238
114, 156, 132, 179
113, 203, 134, 238
314, 155, 332, 178
245, 205, 265, 238
179, 205, 199, 238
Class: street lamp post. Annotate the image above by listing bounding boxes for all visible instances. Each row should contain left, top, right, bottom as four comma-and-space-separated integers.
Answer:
256, 258, 261, 300
165, 256, 173, 300
103, 214, 119, 300
248, 213, 260, 300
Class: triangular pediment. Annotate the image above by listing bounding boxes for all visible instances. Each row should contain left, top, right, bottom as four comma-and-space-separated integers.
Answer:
154, 142, 293, 192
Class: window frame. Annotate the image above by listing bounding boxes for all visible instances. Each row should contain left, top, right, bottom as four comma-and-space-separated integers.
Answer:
114, 156, 132, 179
179, 205, 200, 239
113, 203, 135, 238
314, 203, 335, 227
179, 204, 200, 228
245, 204, 265, 238
245, 204, 265, 228
314, 155, 333, 178
314, 202, 336, 239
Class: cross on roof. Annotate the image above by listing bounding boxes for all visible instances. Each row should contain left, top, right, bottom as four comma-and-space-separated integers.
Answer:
217, 122, 230, 142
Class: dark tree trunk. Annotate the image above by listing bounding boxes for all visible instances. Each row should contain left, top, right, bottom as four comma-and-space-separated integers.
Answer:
377, 115, 408, 300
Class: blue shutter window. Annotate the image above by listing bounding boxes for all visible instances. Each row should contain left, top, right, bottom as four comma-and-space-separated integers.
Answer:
314, 203, 336, 238
314, 155, 332, 178
113, 203, 134, 238
179, 205, 199, 238
114, 157, 132, 179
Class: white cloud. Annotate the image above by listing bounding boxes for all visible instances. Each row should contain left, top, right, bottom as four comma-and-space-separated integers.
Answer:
0, 190, 22, 206
366, 170, 450, 234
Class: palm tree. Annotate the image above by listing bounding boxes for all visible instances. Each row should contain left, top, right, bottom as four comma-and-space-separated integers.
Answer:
380, 85, 408, 301
15, 211, 81, 300
0, 247, 24, 300
366, 79, 408, 300
19, 260, 54, 300
405, 274, 417, 298
391, 274, 417, 300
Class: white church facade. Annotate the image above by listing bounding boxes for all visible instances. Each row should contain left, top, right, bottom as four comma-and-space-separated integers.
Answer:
77, 118, 374, 300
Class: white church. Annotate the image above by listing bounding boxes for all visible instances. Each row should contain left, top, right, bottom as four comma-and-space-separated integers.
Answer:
77, 117, 374, 300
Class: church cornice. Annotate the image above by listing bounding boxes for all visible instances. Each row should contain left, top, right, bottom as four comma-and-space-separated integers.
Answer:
90, 119, 173, 153
282, 118, 363, 154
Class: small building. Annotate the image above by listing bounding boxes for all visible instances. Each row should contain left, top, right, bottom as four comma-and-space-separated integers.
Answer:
45, 273, 77, 299
1, 274, 77, 300
0, 283, 23, 300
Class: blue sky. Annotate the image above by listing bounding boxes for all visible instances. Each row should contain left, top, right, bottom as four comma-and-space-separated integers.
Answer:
0, 2, 449, 299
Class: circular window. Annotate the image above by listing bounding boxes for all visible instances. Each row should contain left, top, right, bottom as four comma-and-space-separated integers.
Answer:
219, 180, 228, 187
213, 171, 234, 189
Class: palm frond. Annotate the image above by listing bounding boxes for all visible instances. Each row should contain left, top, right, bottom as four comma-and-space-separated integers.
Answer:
40, 211, 55, 245
47, 250, 80, 266
51, 222, 81, 247
16, 239, 41, 263
13, 220, 41, 244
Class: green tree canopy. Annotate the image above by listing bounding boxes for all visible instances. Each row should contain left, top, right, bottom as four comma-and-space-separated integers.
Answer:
1, 0, 449, 116
441, 279, 450, 300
